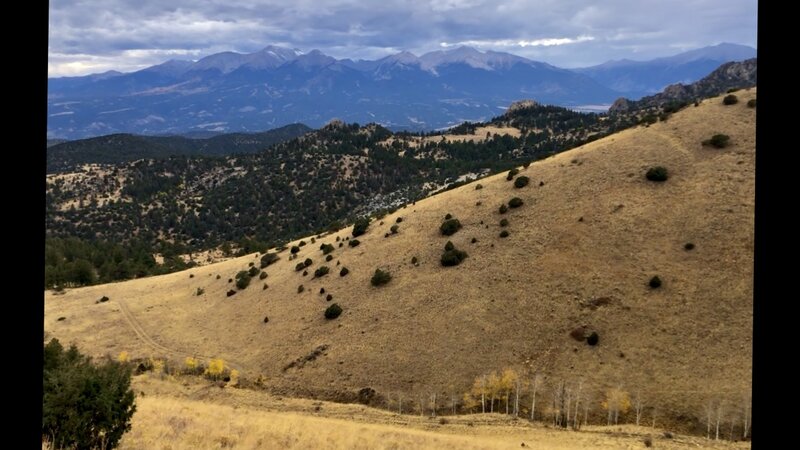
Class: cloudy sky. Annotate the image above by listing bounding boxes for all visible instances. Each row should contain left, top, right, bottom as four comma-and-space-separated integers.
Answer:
48, 0, 757, 77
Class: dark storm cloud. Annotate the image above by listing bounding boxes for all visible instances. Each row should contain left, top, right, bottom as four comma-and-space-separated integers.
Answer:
48, 0, 757, 76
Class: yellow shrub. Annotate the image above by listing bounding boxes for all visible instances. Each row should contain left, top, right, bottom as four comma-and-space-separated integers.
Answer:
185, 356, 198, 371
117, 351, 129, 363
205, 358, 226, 379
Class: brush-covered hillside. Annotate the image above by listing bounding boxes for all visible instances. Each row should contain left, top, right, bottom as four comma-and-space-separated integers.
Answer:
44, 89, 755, 433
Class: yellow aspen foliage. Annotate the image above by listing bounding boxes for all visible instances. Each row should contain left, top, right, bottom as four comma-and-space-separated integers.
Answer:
205, 358, 226, 379
117, 351, 129, 363
230, 369, 240, 384
500, 368, 518, 391
185, 356, 198, 371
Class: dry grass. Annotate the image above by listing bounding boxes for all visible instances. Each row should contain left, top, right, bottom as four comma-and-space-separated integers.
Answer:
116, 376, 749, 449
45, 89, 755, 433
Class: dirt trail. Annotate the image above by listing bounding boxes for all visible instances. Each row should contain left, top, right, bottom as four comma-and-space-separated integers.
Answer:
116, 298, 247, 373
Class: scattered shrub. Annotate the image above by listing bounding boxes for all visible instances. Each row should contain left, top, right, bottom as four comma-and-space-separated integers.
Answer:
371, 269, 392, 286
314, 266, 330, 278
263, 283, 268, 290
644, 437, 652, 447
570, 327, 586, 341
57, 316, 66, 321
523, 161, 531, 168
747, 99, 756, 108
444, 240, 455, 251
228, 278, 233, 283
189, 273, 195, 278
440, 218, 462, 236
295, 262, 306, 272
396, 217, 403, 223
98, 296, 109, 303
352, 217, 370, 237
226, 289, 236, 297
321, 243, 335, 254
297, 285, 305, 293
326, 294, 333, 301
259, 272, 268, 280
236, 275, 251, 290
390, 225, 399, 234
290, 245, 300, 254
216, 274, 221, 279
248, 266, 259, 277
500, 218, 509, 227
311, 237, 316, 244
587, 332, 599, 346
320, 288, 326, 294
263, 316, 269, 323
260, 253, 279, 268
475, 184, 483, 190
506, 168, 519, 180
349, 239, 361, 247
444, 213, 453, 220
702, 134, 730, 148
649, 276, 662, 289
326, 254, 333, 262
539, 181, 544, 186
723, 94, 738, 105
508, 197, 523, 208
499, 230, 510, 238
645, 166, 669, 182
499, 204, 508, 214
384, 233, 390, 238
325, 303, 343, 319
514, 176, 530, 188
339, 242, 343, 248
304, 258, 313, 267
196, 287, 204, 296
340, 267, 349, 277
441, 248, 468, 266
471, 237, 477, 243
684, 242, 695, 250
411, 256, 418, 264
302, 270, 308, 276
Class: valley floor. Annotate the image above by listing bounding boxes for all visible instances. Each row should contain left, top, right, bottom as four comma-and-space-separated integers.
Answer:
117, 375, 750, 450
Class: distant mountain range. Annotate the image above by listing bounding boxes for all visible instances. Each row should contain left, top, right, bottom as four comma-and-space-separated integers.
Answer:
47, 43, 755, 139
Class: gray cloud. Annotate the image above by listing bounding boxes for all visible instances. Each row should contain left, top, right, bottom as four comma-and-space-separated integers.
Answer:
48, 0, 757, 76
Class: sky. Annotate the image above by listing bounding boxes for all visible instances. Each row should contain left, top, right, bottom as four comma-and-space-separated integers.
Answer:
48, 0, 758, 77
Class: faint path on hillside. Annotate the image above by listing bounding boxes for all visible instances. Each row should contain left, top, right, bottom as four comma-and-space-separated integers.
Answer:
116, 298, 247, 373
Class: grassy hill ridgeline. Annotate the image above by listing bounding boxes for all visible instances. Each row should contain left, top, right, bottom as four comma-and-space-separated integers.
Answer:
45, 89, 755, 437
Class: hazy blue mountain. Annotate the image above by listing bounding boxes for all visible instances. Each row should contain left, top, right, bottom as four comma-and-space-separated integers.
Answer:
575, 43, 756, 98
47, 44, 753, 139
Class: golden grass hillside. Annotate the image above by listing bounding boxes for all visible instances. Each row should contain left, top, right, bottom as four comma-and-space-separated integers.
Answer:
44, 89, 755, 432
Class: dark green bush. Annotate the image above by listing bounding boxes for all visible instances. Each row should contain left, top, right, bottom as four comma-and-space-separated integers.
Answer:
259, 272, 268, 280
411, 256, 418, 264
290, 245, 300, 254
646, 166, 669, 182
325, 303, 343, 319
248, 266, 259, 277
475, 184, 483, 190
196, 287, 204, 296
236, 274, 251, 290
314, 266, 330, 278
396, 217, 403, 223
326, 294, 333, 301
98, 296, 109, 303
649, 276, 662, 289
587, 332, 599, 346
500, 219, 509, 227
499, 230, 510, 238
321, 243, 335, 254
499, 204, 508, 214
371, 269, 392, 286
444, 240, 455, 251
514, 176, 530, 188
299, 240, 307, 247
226, 289, 236, 297
684, 242, 695, 250
702, 134, 730, 148
295, 262, 305, 272
440, 218, 462, 236
297, 285, 305, 293
444, 213, 453, 220
325, 254, 333, 262
723, 94, 738, 105
506, 168, 519, 180
508, 197, 523, 208
747, 99, 756, 108
352, 217, 370, 237
304, 258, 313, 267
260, 253, 279, 268
43, 339, 136, 450
349, 239, 360, 247
390, 225, 399, 234
441, 248, 468, 266
340, 267, 349, 277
